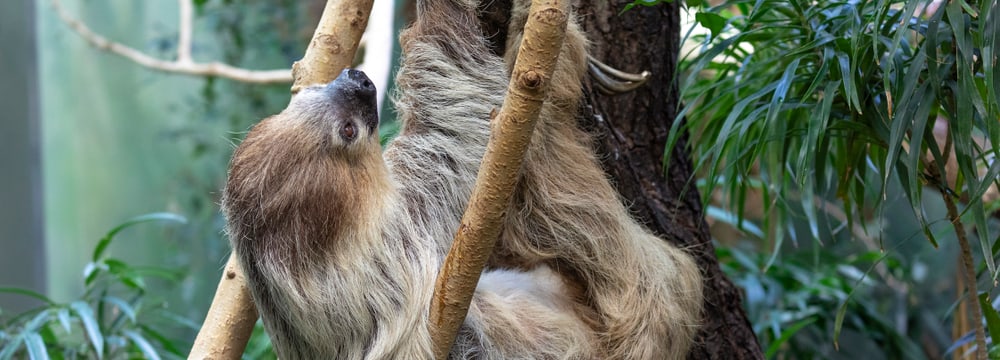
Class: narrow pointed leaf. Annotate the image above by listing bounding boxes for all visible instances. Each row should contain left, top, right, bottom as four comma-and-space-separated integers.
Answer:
123, 330, 161, 360
69, 301, 103, 358
22, 334, 47, 360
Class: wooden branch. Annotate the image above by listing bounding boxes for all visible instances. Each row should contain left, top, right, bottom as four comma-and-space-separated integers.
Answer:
427, 0, 570, 357
50, 0, 292, 84
190, 1, 372, 359
290, 0, 374, 92
188, 256, 258, 359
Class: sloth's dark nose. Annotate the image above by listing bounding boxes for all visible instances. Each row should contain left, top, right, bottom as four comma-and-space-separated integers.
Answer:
325, 69, 379, 131
329, 69, 377, 100
346, 69, 376, 93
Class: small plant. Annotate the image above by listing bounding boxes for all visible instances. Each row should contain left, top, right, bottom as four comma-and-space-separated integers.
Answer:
0, 213, 189, 360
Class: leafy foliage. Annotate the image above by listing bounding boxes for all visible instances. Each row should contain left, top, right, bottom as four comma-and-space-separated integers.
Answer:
675, 0, 999, 268
718, 246, 928, 359
0, 211, 279, 359
0, 213, 188, 359
676, 0, 1000, 355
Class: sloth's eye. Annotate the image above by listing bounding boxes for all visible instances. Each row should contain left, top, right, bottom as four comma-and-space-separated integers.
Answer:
340, 122, 357, 142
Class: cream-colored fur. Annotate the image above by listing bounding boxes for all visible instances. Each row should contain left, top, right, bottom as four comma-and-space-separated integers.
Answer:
222, 0, 703, 359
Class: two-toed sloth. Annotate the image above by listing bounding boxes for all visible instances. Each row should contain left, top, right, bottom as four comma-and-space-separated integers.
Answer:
222, 0, 704, 358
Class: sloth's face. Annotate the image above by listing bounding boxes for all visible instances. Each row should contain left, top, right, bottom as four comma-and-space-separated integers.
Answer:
226, 69, 385, 203
280, 69, 381, 153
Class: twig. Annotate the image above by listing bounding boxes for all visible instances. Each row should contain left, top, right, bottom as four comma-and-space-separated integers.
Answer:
427, 0, 570, 357
51, 0, 292, 84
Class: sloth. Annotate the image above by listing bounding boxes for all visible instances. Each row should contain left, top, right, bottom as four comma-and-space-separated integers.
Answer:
222, 0, 704, 359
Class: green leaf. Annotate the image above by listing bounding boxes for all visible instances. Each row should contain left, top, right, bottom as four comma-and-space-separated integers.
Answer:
36, 327, 61, 360
765, 317, 817, 358
118, 272, 146, 291
695, 12, 728, 40
23, 310, 51, 334
91, 238, 112, 264
979, 293, 1000, 346
83, 262, 101, 287
103, 258, 129, 274
70, 301, 103, 358
123, 330, 161, 360
0, 288, 53, 306
834, 255, 883, 347
835, 51, 861, 113
684, 0, 703, 9
765, 57, 800, 136
22, 333, 47, 360
705, 205, 765, 239
101, 259, 146, 290
763, 206, 787, 271
56, 308, 71, 334
138, 325, 184, 357
101, 296, 136, 324
0, 334, 23, 360
93, 213, 186, 261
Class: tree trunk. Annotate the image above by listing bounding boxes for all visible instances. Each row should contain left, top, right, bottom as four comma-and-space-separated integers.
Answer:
479, 0, 764, 358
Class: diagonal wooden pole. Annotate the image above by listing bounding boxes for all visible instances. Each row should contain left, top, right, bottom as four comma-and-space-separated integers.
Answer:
189, 1, 372, 358
188, 256, 257, 360
426, 0, 570, 357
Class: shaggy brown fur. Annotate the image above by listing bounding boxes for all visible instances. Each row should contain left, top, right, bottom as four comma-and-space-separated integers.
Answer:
222, 0, 703, 359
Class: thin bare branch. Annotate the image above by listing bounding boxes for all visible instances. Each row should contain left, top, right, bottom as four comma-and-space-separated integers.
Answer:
177, 0, 192, 64
51, 0, 292, 84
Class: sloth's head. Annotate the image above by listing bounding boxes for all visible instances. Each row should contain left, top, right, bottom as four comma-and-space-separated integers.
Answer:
280, 68, 381, 153
223, 69, 388, 261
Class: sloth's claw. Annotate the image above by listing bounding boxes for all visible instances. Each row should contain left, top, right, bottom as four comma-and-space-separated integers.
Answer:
587, 55, 651, 94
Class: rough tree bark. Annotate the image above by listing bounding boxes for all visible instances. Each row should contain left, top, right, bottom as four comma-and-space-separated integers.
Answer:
477, 0, 765, 358
581, 2, 764, 358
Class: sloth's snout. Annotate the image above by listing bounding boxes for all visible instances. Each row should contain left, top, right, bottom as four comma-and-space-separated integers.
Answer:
328, 69, 377, 104
346, 69, 376, 95
326, 69, 379, 131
